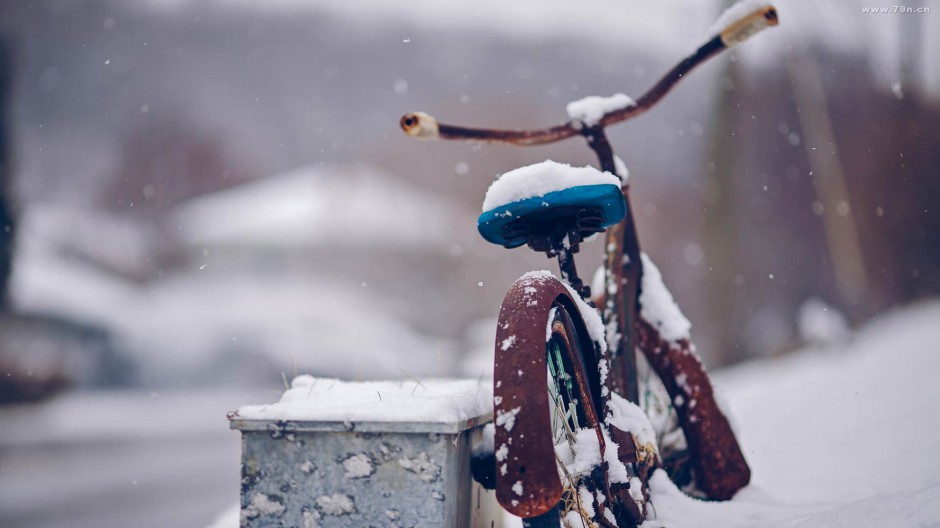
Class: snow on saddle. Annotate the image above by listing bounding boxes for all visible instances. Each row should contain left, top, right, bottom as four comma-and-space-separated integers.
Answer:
477, 160, 626, 250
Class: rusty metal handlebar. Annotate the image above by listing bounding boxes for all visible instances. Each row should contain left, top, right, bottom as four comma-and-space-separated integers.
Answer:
400, 5, 778, 146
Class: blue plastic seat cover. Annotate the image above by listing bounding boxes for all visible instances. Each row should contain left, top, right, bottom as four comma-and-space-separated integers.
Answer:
477, 183, 626, 247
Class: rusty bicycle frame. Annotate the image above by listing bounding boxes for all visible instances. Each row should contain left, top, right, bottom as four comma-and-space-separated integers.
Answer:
401, 5, 778, 525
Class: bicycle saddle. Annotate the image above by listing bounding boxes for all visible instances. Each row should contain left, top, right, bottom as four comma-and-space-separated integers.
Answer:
478, 160, 626, 249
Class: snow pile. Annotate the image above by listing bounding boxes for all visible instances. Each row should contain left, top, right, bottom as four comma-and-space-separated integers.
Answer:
718, 302, 940, 506
797, 297, 850, 345
472, 423, 496, 458
481, 161, 620, 212
638, 253, 692, 342
566, 93, 635, 127
234, 375, 491, 423
644, 465, 940, 528
555, 427, 629, 485
705, 0, 773, 39
606, 392, 657, 453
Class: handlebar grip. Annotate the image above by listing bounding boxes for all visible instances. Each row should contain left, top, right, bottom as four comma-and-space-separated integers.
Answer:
400, 112, 439, 138
719, 4, 779, 48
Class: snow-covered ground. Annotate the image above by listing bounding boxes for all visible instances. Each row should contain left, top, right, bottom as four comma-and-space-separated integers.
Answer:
2, 301, 937, 527
636, 300, 940, 527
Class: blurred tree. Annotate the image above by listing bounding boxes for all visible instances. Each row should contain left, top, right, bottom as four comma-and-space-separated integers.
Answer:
702, 3, 745, 364
0, 38, 15, 311
731, 47, 940, 342
788, 53, 869, 307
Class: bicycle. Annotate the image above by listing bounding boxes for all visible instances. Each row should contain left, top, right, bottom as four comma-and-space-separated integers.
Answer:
400, 5, 779, 527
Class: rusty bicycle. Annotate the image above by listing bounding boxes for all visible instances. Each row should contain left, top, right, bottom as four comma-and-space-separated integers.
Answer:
401, 4, 778, 527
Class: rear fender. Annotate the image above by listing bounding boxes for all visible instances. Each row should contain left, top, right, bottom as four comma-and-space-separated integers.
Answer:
492, 272, 606, 517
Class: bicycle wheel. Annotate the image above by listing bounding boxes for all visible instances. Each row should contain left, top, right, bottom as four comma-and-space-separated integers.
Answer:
546, 302, 601, 448
545, 302, 602, 528
633, 353, 693, 486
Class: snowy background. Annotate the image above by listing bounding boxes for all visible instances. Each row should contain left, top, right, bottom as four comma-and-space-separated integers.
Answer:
0, 1, 937, 527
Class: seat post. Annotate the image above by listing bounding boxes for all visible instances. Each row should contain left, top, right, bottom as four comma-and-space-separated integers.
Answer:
554, 234, 590, 300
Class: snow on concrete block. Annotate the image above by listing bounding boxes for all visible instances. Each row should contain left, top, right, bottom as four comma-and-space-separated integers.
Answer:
234, 376, 492, 425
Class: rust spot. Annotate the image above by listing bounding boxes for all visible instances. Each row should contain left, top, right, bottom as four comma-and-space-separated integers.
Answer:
400, 114, 418, 131
765, 7, 779, 25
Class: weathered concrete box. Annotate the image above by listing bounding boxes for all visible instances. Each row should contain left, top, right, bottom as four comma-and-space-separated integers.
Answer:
230, 378, 492, 528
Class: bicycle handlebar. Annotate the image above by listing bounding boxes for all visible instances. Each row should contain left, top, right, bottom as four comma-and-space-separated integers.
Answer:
400, 4, 777, 146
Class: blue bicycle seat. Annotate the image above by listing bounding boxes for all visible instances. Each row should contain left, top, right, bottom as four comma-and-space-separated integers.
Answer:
478, 183, 626, 248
